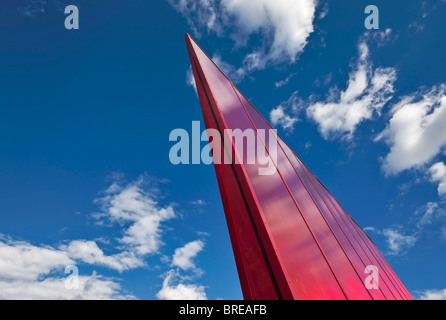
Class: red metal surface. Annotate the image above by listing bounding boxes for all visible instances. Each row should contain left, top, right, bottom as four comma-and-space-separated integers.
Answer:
185, 34, 413, 300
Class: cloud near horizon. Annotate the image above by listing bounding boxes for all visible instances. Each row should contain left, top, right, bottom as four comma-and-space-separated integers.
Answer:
0, 175, 208, 300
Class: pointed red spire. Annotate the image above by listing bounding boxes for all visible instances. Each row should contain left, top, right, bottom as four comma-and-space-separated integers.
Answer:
185, 34, 412, 300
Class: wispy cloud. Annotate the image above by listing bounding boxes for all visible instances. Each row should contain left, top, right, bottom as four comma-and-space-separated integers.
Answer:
94, 175, 176, 257
18, 0, 47, 18
416, 288, 446, 300
269, 91, 302, 131
270, 106, 299, 132
307, 41, 396, 139
366, 201, 446, 256
429, 162, 446, 198
186, 67, 197, 95
415, 202, 441, 228
375, 84, 446, 176
275, 73, 297, 89
172, 240, 204, 271
190, 200, 206, 207
382, 228, 417, 256
61, 240, 143, 273
170, 0, 317, 71
367, 28, 393, 47
156, 269, 207, 300
272, 39, 396, 136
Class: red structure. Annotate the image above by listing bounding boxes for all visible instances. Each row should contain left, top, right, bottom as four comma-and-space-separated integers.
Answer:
185, 34, 413, 300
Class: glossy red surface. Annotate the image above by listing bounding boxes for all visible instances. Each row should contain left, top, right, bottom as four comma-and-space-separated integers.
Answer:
185, 34, 413, 300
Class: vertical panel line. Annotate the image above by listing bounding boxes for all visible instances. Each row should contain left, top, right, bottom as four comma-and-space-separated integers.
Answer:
231, 83, 349, 300
189, 48, 283, 299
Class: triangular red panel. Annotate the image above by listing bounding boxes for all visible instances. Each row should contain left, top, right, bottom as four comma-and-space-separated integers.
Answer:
185, 34, 412, 300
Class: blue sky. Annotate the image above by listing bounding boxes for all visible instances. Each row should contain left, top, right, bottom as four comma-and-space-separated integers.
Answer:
0, 0, 446, 300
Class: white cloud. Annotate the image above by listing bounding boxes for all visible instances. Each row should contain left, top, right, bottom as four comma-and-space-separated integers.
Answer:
0, 174, 212, 300
170, 0, 316, 68
0, 273, 134, 300
417, 288, 446, 300
172, 240, 204, 271
167, 0, 218, 37
157, 239, 207, 300
317, 2, 329, 20
364, 226, 417, 256
430, 162, 446, 198
270, 91, 302, 131
186, 67, 197, 94
63, 240, 143, 273
223, 0, 316, 65
62, 176, 177, 272
95, 177, 176, 256
307, 41, 396, 139
416, 202, 440, 228
275, 73, 296, 88
190, 199, 206, 206
0, 239, 73, 281
56, 176, 178, 273
120, 213, 174, 256
367, 200, 446, 257
270, 106, 299, 132
376, 84, 446, 175
156, 270, 207, 300
0, 239, 133, 300
368, 28, 393, 46
382, 228, 417, 256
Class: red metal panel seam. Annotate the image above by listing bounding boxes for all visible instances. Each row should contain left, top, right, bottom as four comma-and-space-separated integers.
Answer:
348, 217, 409, 299
287, 150, 396, 299
186, 35, 289, 299
347, 216, 412, 299
189, 54, 254, 299
227, 85, 386, 299
216, 163, 254, 298
276, 144, 400, 299
231, 83, 349, 300
185, 33, 412, 300
226, 82, 385, 300
222, 87, 405, 299
364, 236, 412, 299
316, 181, 406, 300
318, 182, 410, 299
275, 139, 375, 300
235, 87, 386, 299
293, 154, 398, 299
189, 51, 271, 300
353, 216, 412, 299
293, 161, 408, 299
